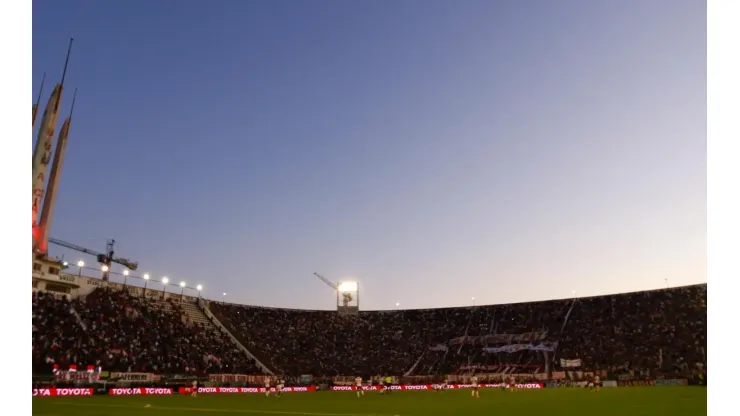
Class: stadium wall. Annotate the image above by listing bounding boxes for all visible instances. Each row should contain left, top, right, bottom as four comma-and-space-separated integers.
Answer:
33, 271, 201, 304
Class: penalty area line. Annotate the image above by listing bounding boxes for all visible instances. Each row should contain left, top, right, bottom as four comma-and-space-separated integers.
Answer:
53, 402, 398, 416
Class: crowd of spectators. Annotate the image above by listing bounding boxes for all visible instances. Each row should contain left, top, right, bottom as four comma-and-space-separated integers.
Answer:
33, 284, 706, 379
32, 291, 88, 374
32, 288, 261, 375
211, 284, 706, 377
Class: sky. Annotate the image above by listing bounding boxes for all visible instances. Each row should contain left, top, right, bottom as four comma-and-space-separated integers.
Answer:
32, 0, 706, 311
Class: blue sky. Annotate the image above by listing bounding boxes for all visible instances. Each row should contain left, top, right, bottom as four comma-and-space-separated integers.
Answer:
32, 0, 706, 310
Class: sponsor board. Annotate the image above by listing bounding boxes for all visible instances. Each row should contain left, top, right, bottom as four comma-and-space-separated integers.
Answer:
177, 386, 316, 395
330, 383, 543, 391
654, 379, 688, 386
108, 388, 174, 395
33, 388, 94, 397
110, 372, 157, 382
618, 380, 656, 387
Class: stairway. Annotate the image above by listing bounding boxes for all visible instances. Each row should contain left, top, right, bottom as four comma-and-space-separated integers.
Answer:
180, 300, 214, 328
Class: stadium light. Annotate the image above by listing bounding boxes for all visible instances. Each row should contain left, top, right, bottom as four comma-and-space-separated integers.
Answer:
396, 302, 400, 308
223, 292, 227, 296
338, 281, 358, 292
62, 261, 68, 266
197, 284, 203, 291
180, 281, 186, 288
123, 269, 129, 276
162, 277, 169, 284
180, 281, 186, 298
162, 277, 169, 298
101, 265, 109, 272
77, 260, 84, 276
122, 269, 129, 286
143, 274, 150, 292
143, 274, 150, 280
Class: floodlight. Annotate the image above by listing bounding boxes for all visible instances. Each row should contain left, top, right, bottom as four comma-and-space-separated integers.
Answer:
338, 281, 358, 292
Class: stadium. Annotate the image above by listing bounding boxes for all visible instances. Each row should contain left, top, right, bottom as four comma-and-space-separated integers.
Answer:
30, 5, 708, 416
32, 262, 707, 415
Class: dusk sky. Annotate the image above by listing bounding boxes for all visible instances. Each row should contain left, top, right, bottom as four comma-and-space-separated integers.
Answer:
32, 0, 706, 310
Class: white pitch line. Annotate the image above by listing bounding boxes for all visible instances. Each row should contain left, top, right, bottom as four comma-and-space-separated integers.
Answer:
53, 402, 399, 416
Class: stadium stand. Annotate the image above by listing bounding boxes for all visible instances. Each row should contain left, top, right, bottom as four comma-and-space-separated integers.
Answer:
210, 284, 706, 377
32, 284, 706, 380
33, 288, 261, 375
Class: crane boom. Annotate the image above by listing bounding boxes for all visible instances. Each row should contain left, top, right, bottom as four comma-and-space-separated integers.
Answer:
313, 272, 338, 291
49, 238, 139, 271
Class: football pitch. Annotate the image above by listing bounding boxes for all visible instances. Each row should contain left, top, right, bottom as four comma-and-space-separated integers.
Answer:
32, 387, 707, 416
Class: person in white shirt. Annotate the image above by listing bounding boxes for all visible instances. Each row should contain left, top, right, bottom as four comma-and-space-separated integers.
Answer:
191, 379, 198, 398
471, 376, 480, 398
355, 376, 364, 398
264, 377, 271, 397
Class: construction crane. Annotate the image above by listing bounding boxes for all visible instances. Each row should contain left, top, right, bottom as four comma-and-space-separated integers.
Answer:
49, 238, 138, 281
312, 272, 359, 313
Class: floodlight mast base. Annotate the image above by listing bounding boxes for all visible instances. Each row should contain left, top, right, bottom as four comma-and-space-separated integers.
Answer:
337, 282, 359, 316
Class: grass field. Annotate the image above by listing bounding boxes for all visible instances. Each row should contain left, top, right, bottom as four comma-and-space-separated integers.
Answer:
32, 387, 707, 416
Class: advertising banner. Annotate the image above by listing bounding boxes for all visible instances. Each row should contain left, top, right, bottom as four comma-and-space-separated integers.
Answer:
329, 383, 543, 391
178, 386, 316, 395
654, 379, 688, 386
560, 359, 582, 368
618, 379, 656, 387
110, 372, 158, 382
33, 388, 94, 397
109, 388, 174, 395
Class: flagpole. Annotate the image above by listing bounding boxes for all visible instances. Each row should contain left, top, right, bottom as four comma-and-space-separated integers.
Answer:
32, 72, 46, 129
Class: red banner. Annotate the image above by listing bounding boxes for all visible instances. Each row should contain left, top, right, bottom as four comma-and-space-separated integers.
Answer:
109, 388, 174, 395
330, 383, 543, 391
33, 388, 94, 397
177, 386, 316, 395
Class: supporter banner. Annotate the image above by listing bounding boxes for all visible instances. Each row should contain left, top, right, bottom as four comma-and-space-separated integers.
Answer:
54, 370, 100, 382
330, 383, 543, 391
109, 388, 173, 396
450, 331, 548, 345
457, 363, 539, 372
551, 371, 566, 380
484, 341, 557, 354
603, 380, 618, 388
110, 372, 157, 382
178, 386, 316, 395
560, 359, 582, 368
33, 388, 94, 397
209, 374, 268, 384
654, 379, 688, 386
429, 344, 449, 352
